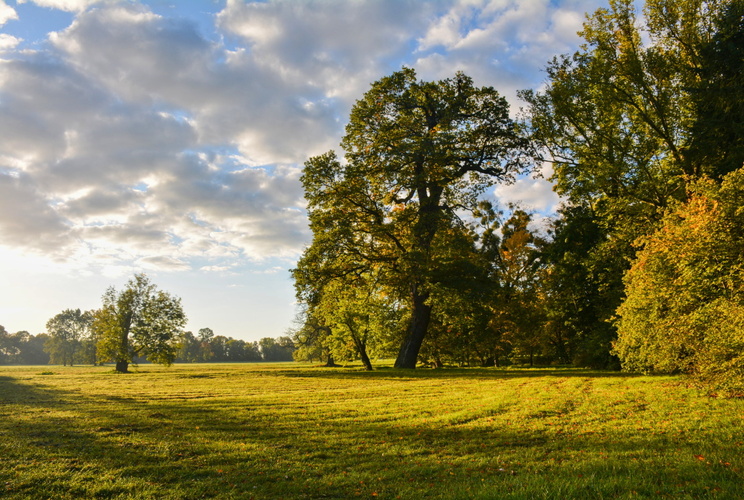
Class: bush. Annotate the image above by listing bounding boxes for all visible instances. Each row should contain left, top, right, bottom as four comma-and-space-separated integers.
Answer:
614, 168, 744, 394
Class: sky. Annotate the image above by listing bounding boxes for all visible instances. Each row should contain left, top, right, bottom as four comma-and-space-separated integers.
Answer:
0, 0, 607, 341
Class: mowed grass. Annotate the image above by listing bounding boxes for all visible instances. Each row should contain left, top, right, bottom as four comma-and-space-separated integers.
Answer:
1, 364, 742, 499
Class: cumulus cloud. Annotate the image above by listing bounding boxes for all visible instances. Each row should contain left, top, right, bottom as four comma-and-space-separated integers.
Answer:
0, 1, 17, 25
414, 0, 604, 105
493, 162, 563, 214
0, 0, 601, 278
0, 171, 74, 254
0, 3, 314, 274
17, 0, 104, 12
0, 34, 21, 50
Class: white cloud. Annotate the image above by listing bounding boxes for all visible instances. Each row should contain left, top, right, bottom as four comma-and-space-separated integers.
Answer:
18, 0, 104, 12
0, 3, 314, 273
493, 162, 563, 214
0, 171, 74, 255
0, 1, 17, 26
0, 33, 21, 50
414, 0, 604, 106
0, 0, 601, 278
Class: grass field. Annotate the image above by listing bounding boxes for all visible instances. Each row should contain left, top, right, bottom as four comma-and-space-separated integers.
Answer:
1, 363, 742, 499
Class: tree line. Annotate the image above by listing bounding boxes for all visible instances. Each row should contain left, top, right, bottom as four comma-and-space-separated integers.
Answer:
0, 274, 294, 370
291, 0, 744, 393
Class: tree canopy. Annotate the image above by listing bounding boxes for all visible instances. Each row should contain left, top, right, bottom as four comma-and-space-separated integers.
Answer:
614, 169, 744, 393
44, 309, 93, 366
294, 68, 531, 368
93, 274, 186, 373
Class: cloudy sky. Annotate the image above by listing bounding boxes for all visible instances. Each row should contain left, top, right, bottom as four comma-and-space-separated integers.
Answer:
0, 0, 605, 341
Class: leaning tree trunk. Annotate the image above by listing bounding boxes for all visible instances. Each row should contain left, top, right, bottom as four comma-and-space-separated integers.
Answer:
115, 360, 129, 373
394, 289, 432, 369
358, 343, 373, 371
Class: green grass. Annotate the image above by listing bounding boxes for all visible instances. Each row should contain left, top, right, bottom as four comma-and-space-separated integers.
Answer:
1, 363, 742, 499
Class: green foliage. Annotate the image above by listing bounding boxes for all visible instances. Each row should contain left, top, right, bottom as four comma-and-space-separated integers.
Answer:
44, 309, 94, 366
540, 205, 624, 369
521, 0, 741, 375
615, 168, 744, 394
295, 68, 531, 369
176, 331, 263, 363
2, 364, 744, 499
0, 327, 50, 365
258, 336, 295, 362
92, 274, 186, 373
687, 0, 744, 178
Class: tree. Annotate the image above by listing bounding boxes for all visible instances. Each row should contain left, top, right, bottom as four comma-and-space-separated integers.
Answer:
259, 337, 295, 362
489, 210, 547, 366
520, 0, 738, 365
686, 0, 744, 179
521, 0, 725, 212
197, 327, 215, 362
539, 204, 624, 368
92, 274, 186, 373
177, 331, 200, 362
0, 325, 9, 364
295, 68, 530, 368
290, 308, 338, 366
614, 168, 744, 394
44, 309, 93, 366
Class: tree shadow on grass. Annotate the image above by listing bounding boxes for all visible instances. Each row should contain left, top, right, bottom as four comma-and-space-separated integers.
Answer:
272, 365, 643, 381
1, 371, 736, 500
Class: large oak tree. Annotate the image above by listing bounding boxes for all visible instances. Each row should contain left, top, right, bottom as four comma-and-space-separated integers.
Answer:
294, 68, 530, 368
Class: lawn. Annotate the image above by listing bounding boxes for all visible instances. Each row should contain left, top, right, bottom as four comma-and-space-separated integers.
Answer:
1, 363, 742, 499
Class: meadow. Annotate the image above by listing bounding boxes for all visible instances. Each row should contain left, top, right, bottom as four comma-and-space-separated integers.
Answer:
1, 363, 742, 499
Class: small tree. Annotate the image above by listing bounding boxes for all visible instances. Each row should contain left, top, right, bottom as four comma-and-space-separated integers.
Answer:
93, 274, 186, 373
44, 309, 93, 366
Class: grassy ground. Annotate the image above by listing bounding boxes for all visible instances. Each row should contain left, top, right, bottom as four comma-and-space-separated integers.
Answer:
1, 363, 742, 499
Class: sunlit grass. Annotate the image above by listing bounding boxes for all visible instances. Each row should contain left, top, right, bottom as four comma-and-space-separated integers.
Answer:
1, 363, 742, 499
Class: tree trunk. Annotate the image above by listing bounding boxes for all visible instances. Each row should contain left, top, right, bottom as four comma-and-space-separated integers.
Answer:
324, 354, 341, 367
358, 345, 373, 371
394, 290, 432, 369
115, 360, 129, 373
348, 328, 373, 371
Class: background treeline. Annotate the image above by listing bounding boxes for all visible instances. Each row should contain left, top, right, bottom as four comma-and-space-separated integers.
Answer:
176, 329, 295, 363
0, 322, 294, 366
291, 0, 744, 393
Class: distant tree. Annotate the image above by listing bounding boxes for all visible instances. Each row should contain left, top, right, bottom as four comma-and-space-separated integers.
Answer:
210, 334, 229, 362
24, 333, 51, 365
0, 325, 9, 364
259, 337, 295, 362
44, 309, 93, 366
197, 328, 215, 362
241, 340, 263, 362
177, 331, 200, 362
93, 274, 186, 373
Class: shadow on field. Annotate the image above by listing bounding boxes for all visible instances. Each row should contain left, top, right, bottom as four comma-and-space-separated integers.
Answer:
2, 370, 738, 500
272, 366, 640, 380
0, 375, 226, 498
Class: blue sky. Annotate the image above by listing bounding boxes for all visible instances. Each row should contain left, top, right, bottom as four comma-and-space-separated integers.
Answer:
0, 0, 606, 341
